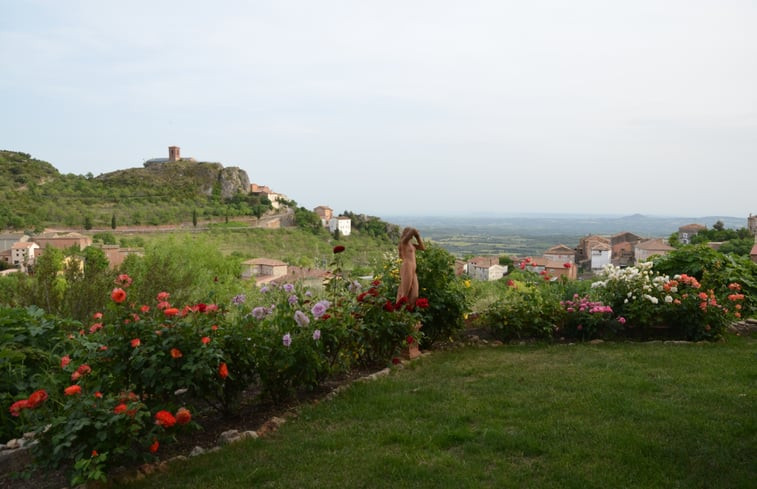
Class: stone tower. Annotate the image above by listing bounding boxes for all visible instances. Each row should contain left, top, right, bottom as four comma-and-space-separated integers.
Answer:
168, 146, 181, 162
748, 214, 757, 236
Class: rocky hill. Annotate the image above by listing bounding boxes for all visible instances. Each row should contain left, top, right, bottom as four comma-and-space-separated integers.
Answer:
0, 150, 267, 230
97, 160, 250, 200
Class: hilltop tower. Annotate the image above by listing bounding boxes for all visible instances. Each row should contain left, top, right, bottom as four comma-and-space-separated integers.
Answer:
748, 213, 757, 236
168, 146, 181, 162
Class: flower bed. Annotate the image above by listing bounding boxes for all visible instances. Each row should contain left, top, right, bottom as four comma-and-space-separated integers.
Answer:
4, 246, 438, 485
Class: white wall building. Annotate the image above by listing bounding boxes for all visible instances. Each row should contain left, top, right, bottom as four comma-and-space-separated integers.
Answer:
590, 243, 612, 271
468, 263, 508, 281
329, 217, 351, 236
11, 241, 40, 270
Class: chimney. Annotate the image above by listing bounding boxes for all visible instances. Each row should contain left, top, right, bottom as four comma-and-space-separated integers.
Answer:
168, 146, 180, 162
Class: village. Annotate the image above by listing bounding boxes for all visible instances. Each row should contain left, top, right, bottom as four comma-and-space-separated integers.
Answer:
3, 209, 756, 286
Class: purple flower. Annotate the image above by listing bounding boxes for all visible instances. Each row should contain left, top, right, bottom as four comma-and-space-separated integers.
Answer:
252, 306, 267, 320
260, 286, 270, 293
311, 300, 330, 319
312, 329, 321, 341
282, 333, 292, 347
294, 310, 310, 327
232, 294, 246, 305
305, 290, 312, 297
348, 281, 362, 293
283, 283, 295, 293
288, 295, 299, 305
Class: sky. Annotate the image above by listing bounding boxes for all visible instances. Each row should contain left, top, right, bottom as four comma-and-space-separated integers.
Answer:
1, 0, 755, 219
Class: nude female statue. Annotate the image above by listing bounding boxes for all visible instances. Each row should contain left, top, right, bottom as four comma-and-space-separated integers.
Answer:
396, 227, 425, 304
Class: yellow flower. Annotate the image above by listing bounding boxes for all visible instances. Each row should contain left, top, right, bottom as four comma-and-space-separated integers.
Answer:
463, 280, 471, 288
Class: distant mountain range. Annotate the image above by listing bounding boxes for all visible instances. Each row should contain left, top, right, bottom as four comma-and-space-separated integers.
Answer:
386, 214, 747, 239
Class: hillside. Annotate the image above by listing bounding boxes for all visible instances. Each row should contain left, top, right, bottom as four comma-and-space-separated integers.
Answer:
0, 150, 268, 231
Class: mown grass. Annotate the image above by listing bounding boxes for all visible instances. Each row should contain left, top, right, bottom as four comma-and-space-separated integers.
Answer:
122, 336, 756, 489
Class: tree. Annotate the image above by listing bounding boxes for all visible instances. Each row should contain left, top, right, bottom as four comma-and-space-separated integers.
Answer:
192, 209, 198, 227
294, 207, 324, 235
83, 215, 93, 230
713, 220, 725, 231
30, 245, 65, 313
111, 213, 117, 230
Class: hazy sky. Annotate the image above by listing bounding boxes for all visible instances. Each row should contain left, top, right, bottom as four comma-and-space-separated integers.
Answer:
2, 0, 755, 218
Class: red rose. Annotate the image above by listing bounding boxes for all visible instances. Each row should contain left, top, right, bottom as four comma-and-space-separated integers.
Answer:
114, 403, 128, 414
149, 439, 159, 453
27, 389, 48, 408
155, 410, 177, 428
219, 362, 229, 379
60, 355, 71, 369
406, 335, 414, 345
9, 399, 29, 416
383, 301, 395, 312
201, 336, 211, 345
76, 364, 92, 376
333, 245, 345, 254
111, 288, 127, 303
163, 307, 180, 316
64, 385, 82, 396
130, 338, 141, 348
415, 298, 429, 309
170, 348, 183, 359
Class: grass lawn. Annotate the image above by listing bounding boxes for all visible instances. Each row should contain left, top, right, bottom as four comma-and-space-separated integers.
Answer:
122, 335, 757, 489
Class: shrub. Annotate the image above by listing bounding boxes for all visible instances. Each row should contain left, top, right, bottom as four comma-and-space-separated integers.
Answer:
0, 306, 77, 441
375, 244, 469, 347
556, 295, 620, 340
351, 279, 423, 366
483, 279, 561, 341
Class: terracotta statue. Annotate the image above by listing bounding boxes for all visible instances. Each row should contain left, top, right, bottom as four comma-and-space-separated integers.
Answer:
396, 227, 425, 304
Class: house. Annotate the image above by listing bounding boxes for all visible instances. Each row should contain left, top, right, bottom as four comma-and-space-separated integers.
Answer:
610, 231, 643, 247
678, 223, 706, 245
314, 206, 333, 226
466, 256, 507, 281
748, 214, 757, 236
611, 241, 635, 267
241, 258, 288, 282
0, 233, 27, 253
750, 240, 757, 264
543, 244, 575, 264
528, 257, 577, 280
454, 259, 467, 276
0, 248, 12, 265
100, 245, 143, 269
590, 242, 612, 271
329, 216, 352, 237
250, 183, 287, 209
32, 232, 92, 251
11, 241, 40, 270
608, 231, 643, 267
634, 238, 674, 262
575, 235, 610, 266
